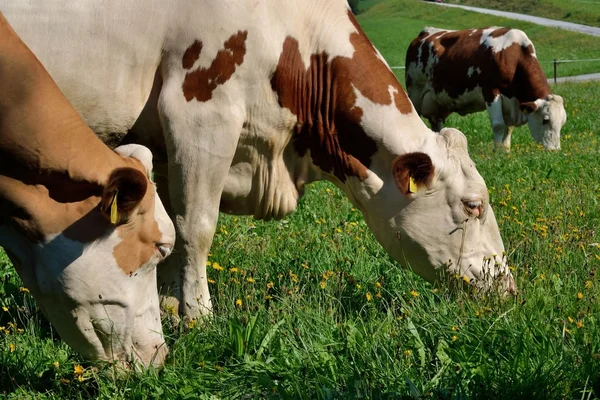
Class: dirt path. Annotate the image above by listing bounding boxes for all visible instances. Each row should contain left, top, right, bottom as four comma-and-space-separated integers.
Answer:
433, 3, 600, 37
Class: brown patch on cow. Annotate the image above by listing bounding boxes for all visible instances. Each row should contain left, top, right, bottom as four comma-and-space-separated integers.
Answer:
405, 27, 551, 115
112, 200, 162, 276
182, 31, 248, 102
490, 27, 511, 38
392, 152, 435, 196
270, 11, 413, 182
182, 40, 203, 69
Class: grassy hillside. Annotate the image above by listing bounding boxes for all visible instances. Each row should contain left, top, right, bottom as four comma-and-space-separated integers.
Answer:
2, 81, 600, 398
357, 0, 600, 79
445, 0, 600, 28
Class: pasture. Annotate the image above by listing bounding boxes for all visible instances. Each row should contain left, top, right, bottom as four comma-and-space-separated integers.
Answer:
2, 4, 600, 400
1, 81, 600, 398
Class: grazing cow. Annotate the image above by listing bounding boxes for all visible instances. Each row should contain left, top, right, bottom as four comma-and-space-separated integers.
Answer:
2, 1, 515, 321
0, 13, 175, 367
405, 27, 567, 151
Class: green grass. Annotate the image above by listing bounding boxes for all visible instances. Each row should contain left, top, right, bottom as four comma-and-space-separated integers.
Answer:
358, 0, 600, 79
446, 0, 600, 28
2, 81, 600, 398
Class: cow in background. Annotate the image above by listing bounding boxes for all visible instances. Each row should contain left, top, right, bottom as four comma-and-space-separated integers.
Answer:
405, 27, 567, 151
0, 12, 175, 367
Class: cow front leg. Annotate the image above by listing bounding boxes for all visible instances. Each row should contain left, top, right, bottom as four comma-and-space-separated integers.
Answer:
429, 117, 444, 133
486, 95, 510, 152
157, 97, 244, 321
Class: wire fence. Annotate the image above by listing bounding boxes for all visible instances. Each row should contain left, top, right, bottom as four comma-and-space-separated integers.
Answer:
390, 57, 600, 83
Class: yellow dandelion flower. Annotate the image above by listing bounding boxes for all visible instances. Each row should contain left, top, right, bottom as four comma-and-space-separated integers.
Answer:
290, 272, 298, 283
577, 292, 584, 300
356, 284, 361, 289
451, 326, 458, 332
53, 361, 59, 368
16, 329, 23, 334
230, 267, 239, 273
366, 292, 372, 302
540, 274, 545, 280
576, 321, 584, 329
319, 280, 327, 289
375, 292, 382, 298
212, 262, 223, 271
235, 299, 243, 307
266, 282, 274, 289
77, 375, 84, 382
565, 327, 571, 334
19, 287, 29, 293
451, 335, 458, 341
403, 350, 412, 357
568, 316, 574, 324
206, 261, 211, 266
246, 277, 255, 283
73, 364, 84, 375
585, 280, 593, 289
207, 279, 216, 284
9, 343, 15, 352
301, 263, 309, 269
188, 319, 197, 329
2, 306, 7, 312
410, 290, 419, 297
463, 276, 470, 283
375, 282, 381, 288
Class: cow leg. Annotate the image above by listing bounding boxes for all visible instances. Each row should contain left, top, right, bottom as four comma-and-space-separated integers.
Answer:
157, 90, 244, 321
486, 95, 510, 152
502, 126, 514, 151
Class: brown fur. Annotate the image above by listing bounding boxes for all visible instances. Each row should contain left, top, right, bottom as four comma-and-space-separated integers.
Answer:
392, 152, 435, 196
182, 31, 248, 102
270, 11, 412, 182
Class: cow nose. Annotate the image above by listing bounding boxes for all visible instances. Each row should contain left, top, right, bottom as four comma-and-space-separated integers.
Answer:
157, 243, 173, 258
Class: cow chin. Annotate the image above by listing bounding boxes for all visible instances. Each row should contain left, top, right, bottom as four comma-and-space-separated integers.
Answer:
382, 200, 512, 295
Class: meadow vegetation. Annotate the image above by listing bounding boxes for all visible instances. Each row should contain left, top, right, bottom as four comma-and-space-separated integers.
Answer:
2, 3, 600, 398
445, 0, 600, 28
358, 0, 600, 79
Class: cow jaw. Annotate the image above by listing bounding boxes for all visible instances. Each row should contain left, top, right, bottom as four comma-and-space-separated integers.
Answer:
347, 128, 513, 293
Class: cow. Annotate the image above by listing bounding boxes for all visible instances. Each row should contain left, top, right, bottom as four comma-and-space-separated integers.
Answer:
2, 1, 515, 322
405, 27, 567, 151
0, 13, 175, 367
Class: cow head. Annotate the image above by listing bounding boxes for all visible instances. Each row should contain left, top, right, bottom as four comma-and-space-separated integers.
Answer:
2, 145, 175, 368
521, 94, 567, 150
352, 128, 514, 294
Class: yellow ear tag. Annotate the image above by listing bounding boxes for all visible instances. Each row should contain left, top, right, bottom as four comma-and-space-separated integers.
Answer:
408, 177, 417, 194
110, 190, 119, 224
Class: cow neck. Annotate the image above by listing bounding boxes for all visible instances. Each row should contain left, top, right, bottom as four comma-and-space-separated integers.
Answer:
0, 16, 123, 197
271, 11, 414, 184
0, 15, 125, 241
514, 52, 550, 102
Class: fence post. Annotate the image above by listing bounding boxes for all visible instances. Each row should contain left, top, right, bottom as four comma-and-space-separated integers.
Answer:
553, 59, 557, 84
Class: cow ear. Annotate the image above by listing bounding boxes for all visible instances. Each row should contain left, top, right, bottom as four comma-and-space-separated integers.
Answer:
100, 167, 148, 224
392, 152, 435, 196
520, 101, 538, 114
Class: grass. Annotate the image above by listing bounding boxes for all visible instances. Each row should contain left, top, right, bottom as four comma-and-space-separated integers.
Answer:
2, 80, 600, 398
357, 0, 600, 79
445, 0, 600, 28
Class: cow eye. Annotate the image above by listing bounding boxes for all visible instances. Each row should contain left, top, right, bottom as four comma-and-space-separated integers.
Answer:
463, 199, 483, 218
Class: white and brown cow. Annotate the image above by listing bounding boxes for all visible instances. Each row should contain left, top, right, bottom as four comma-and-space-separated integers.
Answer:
405, 27, 567, 151
2, 1, 514, 321
0, 13, 175, 367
